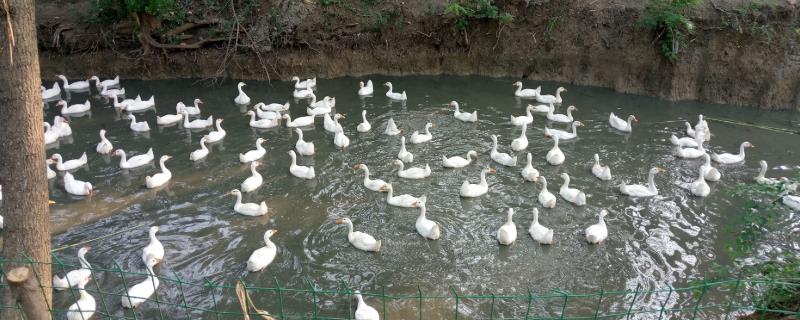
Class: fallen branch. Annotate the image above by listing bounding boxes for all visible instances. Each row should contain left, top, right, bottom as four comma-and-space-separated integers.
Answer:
140, 31, 226, 50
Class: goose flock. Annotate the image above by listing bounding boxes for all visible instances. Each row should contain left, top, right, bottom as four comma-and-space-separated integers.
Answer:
1, 74, 796, 320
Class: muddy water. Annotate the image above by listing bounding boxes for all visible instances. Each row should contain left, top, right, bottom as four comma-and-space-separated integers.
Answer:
28, 75, 800, 318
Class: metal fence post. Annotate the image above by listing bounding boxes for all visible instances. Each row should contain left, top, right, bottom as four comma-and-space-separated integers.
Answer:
657, 286, 674, 320
418, 285, 424, 320
625, 283, 641, 320
690, 282, 709, 320
204, 277, 221, 320
558, 291, 569, 320
114, 261, 138, 320
450, 287, 460, 320
274, 276, 286, 319
524, 287, 532, 320
758, 279, 776, 320
489, 291, 496, 320
306, 279, 318, 318
382, 286, 388, 320
593, 288, 605, 318
176, 273, 192, 319
723, 279, 742, 319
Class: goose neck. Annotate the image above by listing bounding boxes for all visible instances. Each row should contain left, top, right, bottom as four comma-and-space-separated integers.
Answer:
159, 158, 170, 174
647, 170, 658, 193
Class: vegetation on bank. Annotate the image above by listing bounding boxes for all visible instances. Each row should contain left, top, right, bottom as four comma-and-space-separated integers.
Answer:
637, 0, 702, 62
704, 175, 800, 317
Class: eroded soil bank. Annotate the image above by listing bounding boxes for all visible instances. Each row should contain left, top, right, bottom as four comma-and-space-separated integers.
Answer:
37, 0, 800, 110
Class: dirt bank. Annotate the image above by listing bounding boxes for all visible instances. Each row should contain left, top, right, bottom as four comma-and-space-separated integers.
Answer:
36, 0, 800, 110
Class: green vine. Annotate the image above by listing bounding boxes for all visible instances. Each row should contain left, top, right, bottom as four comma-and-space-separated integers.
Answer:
637, 0, 701, 62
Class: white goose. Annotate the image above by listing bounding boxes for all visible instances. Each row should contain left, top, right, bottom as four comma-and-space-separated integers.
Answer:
379, 184, 423, 208
409, 122, 434, 144
546, 136, 565, 166
206, 119, 226, 143
354, 290, 380, 320
685, 121, 697, 138
357, 110, 372, 132
246, 110, 280, 129
247, 229, 277, 272
511, 123, 529, 151
156, 104, 184, 125
182, 99, 203, 116
451, 101, 477, 122
288, 150, 315, 179
529, 103, 553, 113
333, 125, 350, 150
358, 80, 374, 96
120, 257, 159, 309
585, 210, 608, 244
609, 113, 637, 132
712, 141, 754, 164
620, 167, 665, 197
189, 136, 210, 161
695, 115, 711, 142
353, 164, 388, 192
63, 172, 93, 196
239, 138, 266, 163
592, 154, 612, 181
496, 208, 517, 245
294, 128, 315, 156
512, 81, 540, 98
57, 75, 90, 91
127, 114, 151, 132
234, 82, 251, 105
545, 121, 583, 140
126, 95, 155, 112
675, 137, 706, 159
292, 76, 316, 89
259, 101, 290, 112
546, 105, 577, 123
690, 166, 710, 197
384, 82, 407, 100
670, 135, 699, 148
783, 195, 800, 211
145, 155, 172, 189
53, 247, 92, 290
66, 282, 95, 320
537, 176, 557, 208
392, 159, 431, 179
114, 148, 155, 169
412, 199, 440, 240
141, 226, 164, 265
181, 110, 213, 129
510, 105, 534, 127
559, 173, 586, 206
241, 162, 263, 193
44, 122, 59, 145
755, 160, 779, 185
324, 113, 344, 133
100, 85, 125, 99
442, 150, 478, 168
293, 83, 314, 99
53, 116, 72, 137
460, 167, 496, 197
90, 75, 119, 89
528, 208, 554, 245
384, 118, 403, 135
51, 153, 88, 171
398, 136, 414, 163
521, 153, 540, 182
335, 218, 381, 252
490, 135, 517, 166
701, 154, 721, 182
56, 100, 91, 115
47, 159, 57, 180
308, 93, 332, 109
111, 94, 134, 109
41, 82, 61, 99
283, 113, 315, 128
307, 99, 333, 116
536, 87, 567, 104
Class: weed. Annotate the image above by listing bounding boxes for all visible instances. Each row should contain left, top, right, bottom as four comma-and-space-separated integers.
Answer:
637, 0, 701, 62
544, 15, 562, 40
444, 0, 514, 31
719, 2, 780, 43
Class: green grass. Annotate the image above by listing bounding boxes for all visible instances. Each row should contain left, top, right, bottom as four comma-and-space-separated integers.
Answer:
637, 0, 702, 62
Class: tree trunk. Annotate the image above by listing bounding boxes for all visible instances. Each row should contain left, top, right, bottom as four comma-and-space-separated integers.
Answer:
0, 0, 52, 319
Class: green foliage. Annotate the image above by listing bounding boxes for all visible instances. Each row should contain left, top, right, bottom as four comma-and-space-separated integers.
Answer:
544, 15, 562, 40
444, 0, 514, 31
319, 0, 338, 6
720, 177, 800, 315
637, 0, 701, 62
88, 0, 185, 26
374, 8, 400, 31
719, 2, 780, 43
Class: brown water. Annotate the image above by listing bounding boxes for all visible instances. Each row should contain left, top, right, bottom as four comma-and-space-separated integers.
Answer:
20, 75, 800, 318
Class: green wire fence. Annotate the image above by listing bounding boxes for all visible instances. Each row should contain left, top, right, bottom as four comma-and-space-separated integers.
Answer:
0, 256, 798, 319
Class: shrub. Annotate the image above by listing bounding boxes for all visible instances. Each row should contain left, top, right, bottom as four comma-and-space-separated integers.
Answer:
637, 0, 701, 62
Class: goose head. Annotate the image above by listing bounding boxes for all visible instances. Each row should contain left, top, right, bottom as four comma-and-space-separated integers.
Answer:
237, 82, 246, 89
335, 217, 352, 225
557, 87, 568, 93
512, 81, 522, 86
291, 76, 300, 82
378, 183, 393, 192
628, 115, 638, 122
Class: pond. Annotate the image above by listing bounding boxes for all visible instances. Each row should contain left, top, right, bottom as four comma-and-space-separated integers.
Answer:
32, 75, 800, 318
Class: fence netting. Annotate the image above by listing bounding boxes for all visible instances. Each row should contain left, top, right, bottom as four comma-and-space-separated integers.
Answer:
0, 256, 797, 319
